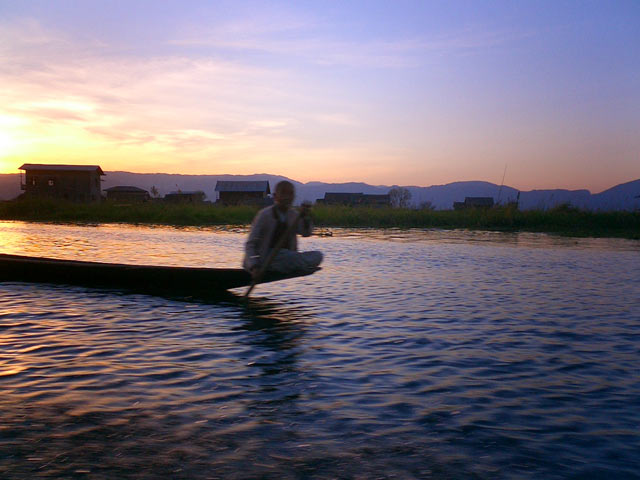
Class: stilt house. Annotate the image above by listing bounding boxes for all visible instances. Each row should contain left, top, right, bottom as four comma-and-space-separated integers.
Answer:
453, 197, 495, 210
214, 181, 271, 205
19, 163, 104, 202
318, 192, 390, 207
164, 191, 206, 203
104, 186, 150, 202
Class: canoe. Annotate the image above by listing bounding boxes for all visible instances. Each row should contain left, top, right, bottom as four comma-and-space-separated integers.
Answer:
0, 253, 319, 295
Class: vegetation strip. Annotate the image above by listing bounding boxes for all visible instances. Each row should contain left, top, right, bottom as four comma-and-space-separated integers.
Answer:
0, 200, 638, 239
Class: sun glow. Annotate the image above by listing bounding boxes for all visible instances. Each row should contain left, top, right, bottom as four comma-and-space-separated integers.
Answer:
0, 115, 29, 171
0, 132, 17, 155
0, 134, 27, 174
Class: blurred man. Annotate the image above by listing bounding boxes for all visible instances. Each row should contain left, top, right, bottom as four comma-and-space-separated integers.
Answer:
243, 181, 323, 278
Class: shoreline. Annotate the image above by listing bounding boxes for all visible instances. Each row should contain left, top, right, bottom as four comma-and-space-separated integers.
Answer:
1, 200, 638, 240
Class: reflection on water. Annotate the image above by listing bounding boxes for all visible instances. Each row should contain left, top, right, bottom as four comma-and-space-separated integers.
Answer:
0, 221, 252, 267
0, 221, 637, 267
0, 221, 639, 479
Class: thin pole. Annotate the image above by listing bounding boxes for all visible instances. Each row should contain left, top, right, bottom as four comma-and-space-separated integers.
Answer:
497, 164, 507, 205
244, 211, 302, 298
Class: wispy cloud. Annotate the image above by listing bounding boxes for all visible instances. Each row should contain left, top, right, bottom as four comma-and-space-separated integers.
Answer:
248, 119, 292, 129
170, 12, 530, 69
0, 20, 303, 154
1, 16, 521, 177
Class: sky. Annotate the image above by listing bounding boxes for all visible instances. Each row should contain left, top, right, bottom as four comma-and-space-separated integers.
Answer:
0, 1, 638, 192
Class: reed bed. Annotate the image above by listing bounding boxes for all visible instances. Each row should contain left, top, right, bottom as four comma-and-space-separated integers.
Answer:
313, 204, 640, 238
0, 199, 259, 225
0, 199, 638, 239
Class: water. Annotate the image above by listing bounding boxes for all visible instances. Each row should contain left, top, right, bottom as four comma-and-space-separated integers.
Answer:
1, 221, 639, 479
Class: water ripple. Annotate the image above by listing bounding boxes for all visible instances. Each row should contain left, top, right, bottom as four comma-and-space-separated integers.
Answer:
0, 222, 639, 479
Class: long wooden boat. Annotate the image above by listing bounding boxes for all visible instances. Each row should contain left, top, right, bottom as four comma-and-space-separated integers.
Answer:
0, 253, 318, 295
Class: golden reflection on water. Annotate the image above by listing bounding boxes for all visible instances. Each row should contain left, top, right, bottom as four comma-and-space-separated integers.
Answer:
0, 221, 250, 267
0, 221, 98, 258
0, 220, 637, 269
0, 366, 26, 377
0, 222, 29, 255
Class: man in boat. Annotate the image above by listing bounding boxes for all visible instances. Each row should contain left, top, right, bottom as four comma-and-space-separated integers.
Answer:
244, 180, 323, 278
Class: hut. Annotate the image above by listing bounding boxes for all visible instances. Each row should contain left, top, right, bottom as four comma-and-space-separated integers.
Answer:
319, 192, 364, 206
453, 197, 495, 210
215, 181, 271, 205
104, 186, 150, 202
19, 163, 104, 202
164, 191, 206, 203
361, 194, 391, 207
318, 192, 390, 207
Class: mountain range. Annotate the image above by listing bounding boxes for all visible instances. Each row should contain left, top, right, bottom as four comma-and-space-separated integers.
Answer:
1, 172, 639, 211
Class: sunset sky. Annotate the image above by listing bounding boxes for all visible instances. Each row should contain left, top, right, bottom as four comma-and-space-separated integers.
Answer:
1, 1, 638, 192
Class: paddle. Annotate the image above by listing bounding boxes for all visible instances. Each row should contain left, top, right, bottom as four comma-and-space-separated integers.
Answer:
244, 210, 303, 298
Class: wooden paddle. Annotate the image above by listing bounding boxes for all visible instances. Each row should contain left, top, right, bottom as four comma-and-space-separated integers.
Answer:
244, 210, 303, 298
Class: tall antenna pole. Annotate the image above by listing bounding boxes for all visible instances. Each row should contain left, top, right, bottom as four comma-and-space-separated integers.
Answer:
497, 164, 507, 205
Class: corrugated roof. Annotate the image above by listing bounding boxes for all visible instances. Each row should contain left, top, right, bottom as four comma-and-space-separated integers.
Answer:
215, 181, 270, 193
19, 164, 105, 175
324, 192, 363, 199
104, 186, 148, 192
166, 191, 205, 195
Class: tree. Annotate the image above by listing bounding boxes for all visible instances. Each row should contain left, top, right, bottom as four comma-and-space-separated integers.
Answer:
389, 187, 412, 208
150, 185, 159, 198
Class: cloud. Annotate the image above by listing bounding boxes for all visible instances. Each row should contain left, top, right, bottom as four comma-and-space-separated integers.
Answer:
0, 19, 304, 153
248, 119, 291, 129
0, 17, 64, 48
169, 10, 529, 69
83, 126, 157, 145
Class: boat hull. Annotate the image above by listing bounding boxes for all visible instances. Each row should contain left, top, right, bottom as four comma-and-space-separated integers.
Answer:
0, 253, 317, 294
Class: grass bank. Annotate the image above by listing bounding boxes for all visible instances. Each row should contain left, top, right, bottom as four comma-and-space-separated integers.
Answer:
0, 199, 259, 225
313, 205, 640, 239
1, 199, 638, 239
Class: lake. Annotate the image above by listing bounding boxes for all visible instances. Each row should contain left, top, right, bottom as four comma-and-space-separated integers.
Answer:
0, 221, 638, 479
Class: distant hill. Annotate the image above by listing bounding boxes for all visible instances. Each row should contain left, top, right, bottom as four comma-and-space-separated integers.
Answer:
1, 172, 639, 211
591, 179, 640, 211
0, 174, 21, 201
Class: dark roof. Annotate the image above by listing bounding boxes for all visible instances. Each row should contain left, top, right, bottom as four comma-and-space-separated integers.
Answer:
19, 163, 105, 175
167, 190, 204, 195
215, 181, 270, 193
104, 186, 148, 193
324, 192, 363, 200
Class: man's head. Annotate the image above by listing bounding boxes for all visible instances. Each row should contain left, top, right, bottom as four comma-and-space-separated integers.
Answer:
274, 181, 295, 211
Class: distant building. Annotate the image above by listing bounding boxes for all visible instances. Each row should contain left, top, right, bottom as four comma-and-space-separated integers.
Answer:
318, 192, 364, 206
317, 192, 390, 207
104, 186, 150, 202
164, 191, 206, 203
19, 163, 104, 202
361, 194, 391, 207
214, 181, 271, 205
453, 197, 495, 210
